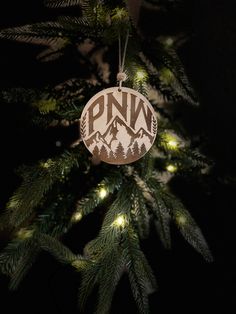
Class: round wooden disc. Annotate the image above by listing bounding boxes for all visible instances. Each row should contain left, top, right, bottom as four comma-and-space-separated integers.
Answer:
80, 87, 157, 165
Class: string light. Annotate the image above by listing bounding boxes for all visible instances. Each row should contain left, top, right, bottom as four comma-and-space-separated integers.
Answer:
17, 228, 34, 239
71, 212, 83, 222
166, 164, 177, 173
176, 215, 187, 225
41, 162, 50, 169
112, 214, 127, 229
72, 259, 87, 270
167, 139, 178, 149
112, 8, 128, 21
98, 187, 108, 199
55, 140, 62, 147
116, 9, 124, 19
135, 69, 147, 81
40, 159, 53, 169
160, 68, 174, 84
161, 131, 185, 150
165, 37, 174, 46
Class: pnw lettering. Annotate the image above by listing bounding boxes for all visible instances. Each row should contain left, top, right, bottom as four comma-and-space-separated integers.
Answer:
87, 91, 153, 136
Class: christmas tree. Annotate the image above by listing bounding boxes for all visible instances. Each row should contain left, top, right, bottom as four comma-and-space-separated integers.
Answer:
0, 1, 213, 313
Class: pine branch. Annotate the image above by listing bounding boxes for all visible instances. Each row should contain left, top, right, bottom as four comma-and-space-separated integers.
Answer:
79, 182, 139, 311
8, 243, 38, 290
35, 189, 77, 237
38, 233, 83, 264
140, 42, 198, 105
99, 183, 133, 239
179, 149, 209, 170
82, 182, 134, 262
159, 191, 213, 261
0, 88, 41, 104
122, 165, 153, 239
95, 249, 125, 314
31, 79, 95, 124
131, 171, 171, 249
78, 260, 100, 310
36, 46, 65, 62
0, 23, 70, 46
162, 47, 197, 103
0, 236, 33, 276
1, 191, 80, 288
45, 0, 83, 8
124, 228, 154, 314
0, 236, 39, 290
75, 170, 123, 217
2, 150, 79, 228
56, 15, 96, 38
83, 181, 156, 314
148, 179, 172, 249
130, 189, 150, 239
126, 228, 157, 293
58, 16, 90, 30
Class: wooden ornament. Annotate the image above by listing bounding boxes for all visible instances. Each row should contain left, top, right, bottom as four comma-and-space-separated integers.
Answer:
80, 87, 157, 165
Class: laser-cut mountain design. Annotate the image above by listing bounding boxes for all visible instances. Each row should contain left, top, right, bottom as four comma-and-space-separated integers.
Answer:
85, 116, 154, 164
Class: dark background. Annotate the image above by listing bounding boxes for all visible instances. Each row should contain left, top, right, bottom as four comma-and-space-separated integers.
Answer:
0, 1, 235, 313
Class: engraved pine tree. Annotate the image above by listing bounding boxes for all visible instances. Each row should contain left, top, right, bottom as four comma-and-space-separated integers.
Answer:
115, 142, 126, 161
108, 150, 115, 161
132, 141, 140, 157
100, 145, 109, 160
140, 143, 147, 156
92, 145, 99, 157
126, 147, 133, 161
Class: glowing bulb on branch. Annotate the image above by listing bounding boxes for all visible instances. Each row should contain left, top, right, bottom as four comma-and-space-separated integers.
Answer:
162, 132, 179, 150
98, 187, 108, 199
135, 70, 147, 81
17, 228, 34, 239
112, 8, 128, 20
160, 68, 174, 84
167, 139, 178, 149
71, 212, 83, 222
176, 215, 187, 225
116, 10, 123, 18
166, 164, 177, 173
41, 161, 52, 169
165, 37, 174, 46
112, 214, 127, 229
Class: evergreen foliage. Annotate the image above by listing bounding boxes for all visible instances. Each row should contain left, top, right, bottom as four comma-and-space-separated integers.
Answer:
0, 1, 212, 313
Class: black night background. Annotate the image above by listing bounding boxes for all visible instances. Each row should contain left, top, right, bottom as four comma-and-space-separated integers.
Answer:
0, 1, 235, 313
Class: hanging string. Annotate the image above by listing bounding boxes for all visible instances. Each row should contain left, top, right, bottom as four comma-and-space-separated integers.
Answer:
117, 29, 129, 91
118, 33, 122, 73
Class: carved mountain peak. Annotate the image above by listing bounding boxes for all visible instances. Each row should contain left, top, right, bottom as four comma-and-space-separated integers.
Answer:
104, 115, 135, 137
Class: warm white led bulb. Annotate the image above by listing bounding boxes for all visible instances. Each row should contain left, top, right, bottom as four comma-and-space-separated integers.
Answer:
166, 164, 177, 173
176, 215, 187, 225
112, 215, 127, 228
136, 70, 147, 81
165, 37, 174, 46
168, 140, 178, 149
17, 228, 34, 239
99, 187, 108, 199
72, 212, 83, 222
